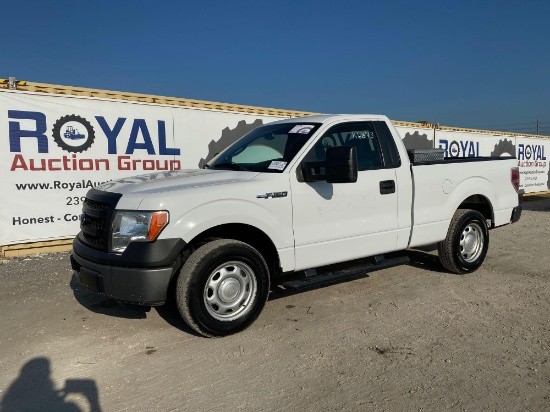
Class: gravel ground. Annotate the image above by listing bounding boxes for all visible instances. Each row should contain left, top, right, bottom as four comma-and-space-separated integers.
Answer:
0, 196, 549, 411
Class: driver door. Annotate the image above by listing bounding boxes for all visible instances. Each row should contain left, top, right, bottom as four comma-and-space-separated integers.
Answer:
290, 121, 400, 270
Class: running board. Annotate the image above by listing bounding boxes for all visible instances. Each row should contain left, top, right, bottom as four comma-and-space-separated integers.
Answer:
281, 255, 410, 290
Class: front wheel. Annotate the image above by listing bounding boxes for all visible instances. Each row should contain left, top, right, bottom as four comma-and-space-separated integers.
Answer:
438, 209, 489, 274
176, 239, 270, 337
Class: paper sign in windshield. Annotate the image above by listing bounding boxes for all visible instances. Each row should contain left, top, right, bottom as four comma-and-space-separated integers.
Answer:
289, 125, 314, 134
268, 161, 287, 171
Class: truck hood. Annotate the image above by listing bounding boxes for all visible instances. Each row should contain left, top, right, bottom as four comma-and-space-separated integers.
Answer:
96, 169, 261, 196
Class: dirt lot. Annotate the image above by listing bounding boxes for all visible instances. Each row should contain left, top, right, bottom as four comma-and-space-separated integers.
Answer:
1, 197, 549, 411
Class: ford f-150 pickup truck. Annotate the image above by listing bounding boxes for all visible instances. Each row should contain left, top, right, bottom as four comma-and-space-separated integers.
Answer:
71, 115, 522, 337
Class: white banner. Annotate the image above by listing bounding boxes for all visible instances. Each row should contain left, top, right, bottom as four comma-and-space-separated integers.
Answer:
435, 130, 514, 158
0, 90, 287, 245
435, 130, 550, 194
515, 137, 550, 194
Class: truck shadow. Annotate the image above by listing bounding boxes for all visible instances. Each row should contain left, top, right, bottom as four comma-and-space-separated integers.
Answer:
404, 246, 446, 274
69, 250, 445, 335
519, 195, 550, 212
269, 247, 446, 300
154, 299, 203, 337
269, 280, 335, 300
70, 275, 150, 319
70, 275, 201, 336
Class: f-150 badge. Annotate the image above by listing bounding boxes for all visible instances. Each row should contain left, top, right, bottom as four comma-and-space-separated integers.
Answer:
256, 192, 288, 199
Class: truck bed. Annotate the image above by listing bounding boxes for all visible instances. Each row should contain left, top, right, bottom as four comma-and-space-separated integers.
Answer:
408, 156, 518, 248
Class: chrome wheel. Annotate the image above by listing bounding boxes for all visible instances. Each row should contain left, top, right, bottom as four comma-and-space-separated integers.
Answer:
459, 222, 484, 263
203, 261, 257, 321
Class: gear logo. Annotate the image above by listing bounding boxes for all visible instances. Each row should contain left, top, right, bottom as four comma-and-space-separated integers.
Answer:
490, 138, 516, 157
448, 141, 461, 157
52, 115, 95, 153
402, 131, 432, 150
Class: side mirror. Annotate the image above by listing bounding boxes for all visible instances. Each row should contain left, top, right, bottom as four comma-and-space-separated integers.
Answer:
325, 146, 358, 183
302, 146, 358, 183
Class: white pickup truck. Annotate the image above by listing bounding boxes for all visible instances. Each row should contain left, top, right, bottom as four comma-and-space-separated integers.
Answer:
71, 115, 522, 337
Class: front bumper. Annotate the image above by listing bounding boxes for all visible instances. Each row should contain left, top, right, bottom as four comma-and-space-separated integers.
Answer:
71, 235, 186, 305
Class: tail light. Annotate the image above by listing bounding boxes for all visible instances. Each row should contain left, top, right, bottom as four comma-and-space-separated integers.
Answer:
511, 167, 520, 193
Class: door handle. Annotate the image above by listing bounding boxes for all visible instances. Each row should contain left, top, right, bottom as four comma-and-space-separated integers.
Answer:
379, 180, 395, 194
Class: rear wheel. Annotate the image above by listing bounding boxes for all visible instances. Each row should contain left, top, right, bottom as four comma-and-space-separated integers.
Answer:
176, 239, 270, 337
438, 209, 489, 274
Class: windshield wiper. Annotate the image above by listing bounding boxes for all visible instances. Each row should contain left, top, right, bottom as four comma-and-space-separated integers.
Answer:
210, 162, 248, 171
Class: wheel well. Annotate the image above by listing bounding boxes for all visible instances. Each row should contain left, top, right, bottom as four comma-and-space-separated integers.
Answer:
458, 195, 493, 225
185, 224, 281, 277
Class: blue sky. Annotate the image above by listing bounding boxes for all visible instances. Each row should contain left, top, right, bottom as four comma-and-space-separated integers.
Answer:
3, 0, 549, 134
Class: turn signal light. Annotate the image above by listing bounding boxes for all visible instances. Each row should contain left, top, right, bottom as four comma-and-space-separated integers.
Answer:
149, 211, 169, 240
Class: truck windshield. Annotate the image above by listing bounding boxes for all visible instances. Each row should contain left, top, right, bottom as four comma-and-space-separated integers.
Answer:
206, 122, 321, 172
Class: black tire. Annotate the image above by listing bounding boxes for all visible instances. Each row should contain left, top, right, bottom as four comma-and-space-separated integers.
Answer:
176, 239, 270, 337
437, 209, 489, 274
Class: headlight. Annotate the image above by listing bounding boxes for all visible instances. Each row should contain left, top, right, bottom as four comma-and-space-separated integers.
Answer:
111, 211, 169, 253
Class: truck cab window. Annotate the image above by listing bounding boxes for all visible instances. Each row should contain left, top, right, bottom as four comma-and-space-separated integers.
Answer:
305, 122, 384, 170
208, 123, 321, 172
